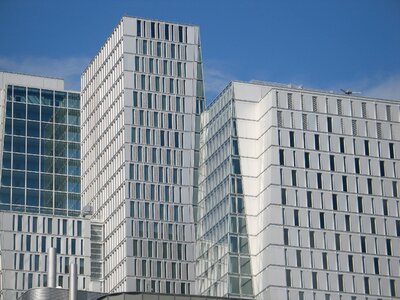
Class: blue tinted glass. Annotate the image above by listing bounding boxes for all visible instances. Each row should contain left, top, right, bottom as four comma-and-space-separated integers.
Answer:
68, 160, 80, 175
68, 93, 80, 108
26, 172, 39, 189
7, 85, 12, 101
0, 187, 10, 205
13, 119, 26, 136
12, 171, 25, 188
13, 136, 25, 153
6, 102, 12, 118
27, 121, 40, 137
41, 106, 53, 122
2, 152, 11, 169
27, 105, 40, 120
27, 88, 40, 104
67, 110, 80, 125
55, 108, 67, 123
13, 154, 25, 170
55, 192, 67, 208
41, 140, 54, 156
68, 126, 80, 142
1, 170, 11, 186
13, 102, 26, 119
41, 174, 53, 190
55, 124, 67, 140
41, 157, 53, 173
27, 138, 40, 154
26, 189, 39, 206
4, 135, 11, 151
55, 158, 67, 174
41, 90, 53, 106
68, 177, 80, 193
68, 194, 80, 210
68, 143, 80, 158
55, 175, 67, 191
5, 118, 12, 134
41, 123, 54, 139
26, 155, 39, 171
55, 92, 67, 107
12, 188, 25, 205
55, 141, 67, 157
13, 86, 26, 102
40, 191, 53, 207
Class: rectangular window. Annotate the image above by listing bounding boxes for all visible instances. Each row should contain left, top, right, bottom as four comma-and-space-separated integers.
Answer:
364, 277, 370, 295
284, 228, 289, 245
339, 137, 345, 153
332, 194, 337, 210
310, 231, 315, 248
137, 20, 141, 36
322, 252, 327, 269
335, 233, 341, 250
304, 152, 310, 168
296, 250, 302, 267
345, 215, 350, 231
329, 155, 335, 171
314, 134, 320, 150
379, 161, 385, 176
361, 236, 366, 253
342, 176, 347, 192
390, 279, 396, 297
364, 140, 370, 156
320, 212, 325, 229
374, 257, 379, 274
393, 181, 398, 198
327, 117, 332, 133
317, 173, 322, 189
396, 220, 400, 237
312, 272, 318, 289
307, 191, 312, 208
289, 131, 295, 147
286, 269, 291, 287
348, 255, 354, 272
291, 170, 297, 186
294, 210, 299, 226
354, 158, 360, 174
281, 188, 287, 205
338, 274, 344, 292
371, 218, 376, 234
386, 239, 392, 256
367, 178, 372, 194
279, 149, 284, 166
358, 197, 363, 213
389, 143, 395, 159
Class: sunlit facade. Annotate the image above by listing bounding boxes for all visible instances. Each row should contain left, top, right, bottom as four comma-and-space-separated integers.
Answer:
197, 81, 400, 299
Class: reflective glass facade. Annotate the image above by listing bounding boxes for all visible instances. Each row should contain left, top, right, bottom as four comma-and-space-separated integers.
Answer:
0, 85, 81, 216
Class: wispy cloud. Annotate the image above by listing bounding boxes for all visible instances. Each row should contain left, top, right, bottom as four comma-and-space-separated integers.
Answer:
362, 74, 400, 100
0, 56, 90, 90
203, 60, 235, 101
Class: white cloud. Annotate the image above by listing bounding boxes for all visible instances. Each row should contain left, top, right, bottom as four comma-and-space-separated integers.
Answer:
0, 56, 90, 90
203, 60, 235, 101
362, 74, 400, 100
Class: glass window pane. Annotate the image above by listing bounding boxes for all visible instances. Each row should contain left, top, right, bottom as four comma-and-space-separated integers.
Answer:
41, 174, 53, 190
13, 119, 26, 136
41, 106, 53, 122
13, 102, 26, 119
230, 256, 239, 273
68, 143, 80, 158
12, 187, 25, 205
27, 88, 40, 104
1, 170, 11, 186
241, 277, 253, 295
55, 124, 67, 140
68, 177, 80, 193
55, 92, 67, 107
229, 276, 240, 294
27, 121, 40, 137
3, 152, 11, 169
0, 187, 11, 205
26, 189, 39, 207
13, 153, 25, 170
55, 108, 67, 124
55, 175, 67, 191
13, 136, 25, 153
41, 140, 54, 156
6, 85, 12, 101
55, 192, 67, 208
68, 126, 80, 142
27, 105, 40, 120
13, 86, 26, 102
27, 155, 39, 172
4, 135, 11, 151
55, 158, 67, 174
27, 138, 40, 154
55, 141, 68, 157
68, 194, 80, 211
240, 257, 251, 274
40, 191, 53, 207
12, 171, 25, 187
5, 118, 12, 134
41, 90, 54, 106
41, 123, 54, 139
68, 93, 80, 108
41, 157, 53, 173
26, 172, 39, 189
68, 160, 80, 176
6, 102, 12, 118
67, 110, 80, 125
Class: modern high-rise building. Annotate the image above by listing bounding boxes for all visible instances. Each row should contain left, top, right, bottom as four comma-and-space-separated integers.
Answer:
81, 16, 204, 294
0, 72, 92, 300
196, 81, 400, 299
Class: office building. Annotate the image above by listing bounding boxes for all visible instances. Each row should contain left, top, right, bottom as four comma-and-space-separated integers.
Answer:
0, 72, 92, 300
81, 17, 204, 294
196, 81, 400, 299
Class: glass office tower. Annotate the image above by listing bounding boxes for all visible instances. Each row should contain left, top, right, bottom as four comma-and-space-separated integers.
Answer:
81, 17, 204, 294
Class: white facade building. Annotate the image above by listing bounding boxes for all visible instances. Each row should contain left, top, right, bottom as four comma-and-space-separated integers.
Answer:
197, 81, 400, 299
81, 17, 204, 294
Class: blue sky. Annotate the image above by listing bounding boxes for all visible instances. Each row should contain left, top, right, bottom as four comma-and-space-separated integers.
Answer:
0, 0, 399, 101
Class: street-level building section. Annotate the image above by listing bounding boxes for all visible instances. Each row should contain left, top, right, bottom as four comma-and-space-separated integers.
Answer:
81, 17, 204, 294
197, 81, 400, 299
0, 211, 91, 300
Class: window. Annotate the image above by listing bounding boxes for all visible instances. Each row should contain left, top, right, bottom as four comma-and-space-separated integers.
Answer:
314, 134, 320, 150
329, 155, 335, 171
289, 131, 295, 147
396, 220, 400, 237
379, 160, 385, 176
335, 233, 341, 250
307, 191, 312, 208
348, 255, 354, 272
364, 277, 370, 295
309, 231, 315, 248
327, 117, 332, 133
322, 252, 327, 269
296, 250, 302, 267
294, 210, 299, 226
371, 218, 376, 234
393, 181, 398, 198
304, 152, 310, 169
320, 212, 325, 229
317, 173, 322, 189
367, 178, 372, 194
361, 236, 366, 253
358, 197, 363, 213
364, 140, 370, 156
281, 188, 287, 205
312, 271, 318, 289
354, 158, 360, 174
389, 143, 395, 159
279, 149, 284, 166
383, 199, 388, 216
339, 137, 345, 153
137, 20, 141, 36
390, 279, 396, 297
283, 228, 289, 245
291, 170, 297, 186
374, 257, 379, 274
386, 239, 392, 256
338, 274, 344, 292
286, 269, 291, 287
332, 194, 337, 210
342, 176, 347, 192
